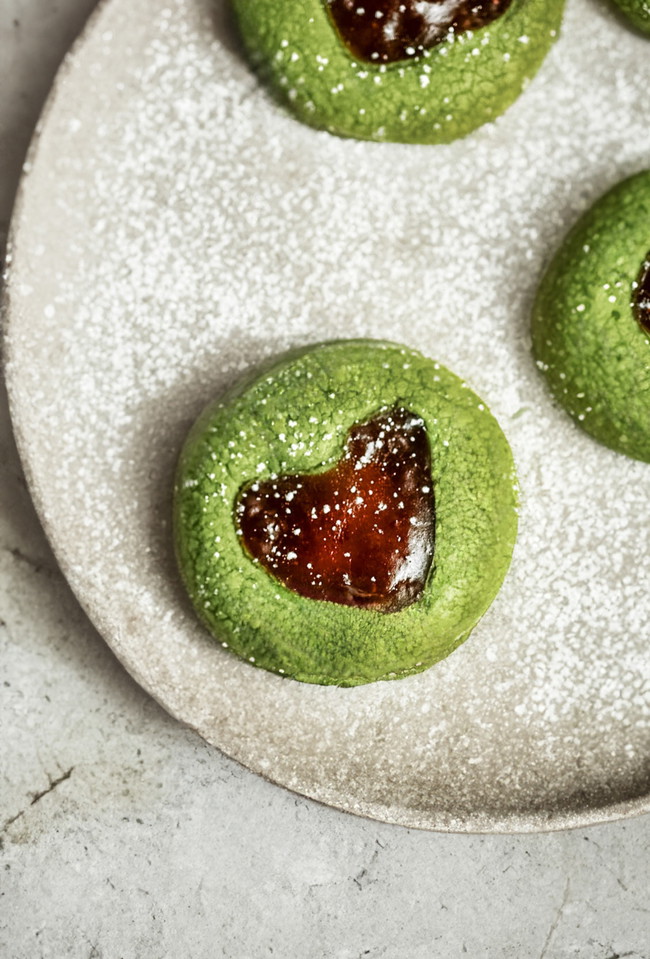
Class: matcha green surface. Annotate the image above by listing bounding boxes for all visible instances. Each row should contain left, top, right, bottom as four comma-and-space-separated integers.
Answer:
174, 340, 518, 686
610, 0, 650, 35
531, 170, 650, 463
231, 0, 564, 144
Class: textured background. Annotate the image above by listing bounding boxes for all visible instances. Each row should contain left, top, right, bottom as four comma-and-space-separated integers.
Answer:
1, 1, 649, 956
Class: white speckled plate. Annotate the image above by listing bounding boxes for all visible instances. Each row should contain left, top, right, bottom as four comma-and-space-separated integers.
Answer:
3, 0, 650, 832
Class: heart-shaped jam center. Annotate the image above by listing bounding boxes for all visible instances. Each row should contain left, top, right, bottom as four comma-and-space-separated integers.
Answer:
326, 0, 512, 64
634, 253, 650, 334
236, 407, 435, 613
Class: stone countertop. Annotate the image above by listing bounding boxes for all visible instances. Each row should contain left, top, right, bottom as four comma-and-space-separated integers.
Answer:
1, 2, 649, 957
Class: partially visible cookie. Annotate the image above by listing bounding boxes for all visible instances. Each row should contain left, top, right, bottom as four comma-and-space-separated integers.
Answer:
231, 0, 565, 144
174, 339, 518, 686
531, 170, 650, 462
610, 0, 650, 36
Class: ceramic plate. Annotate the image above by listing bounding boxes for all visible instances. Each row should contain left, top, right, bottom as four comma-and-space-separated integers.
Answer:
3, 0, 650, 831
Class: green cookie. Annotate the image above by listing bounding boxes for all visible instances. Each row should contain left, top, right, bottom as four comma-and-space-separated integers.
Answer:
231, 0, 564, 144
531, 170, 650, 463
174, 340, 518, 686
610, 0, 650, 35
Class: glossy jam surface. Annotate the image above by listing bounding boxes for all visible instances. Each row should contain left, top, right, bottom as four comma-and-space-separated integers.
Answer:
634, 254, 650, 334
326, 0, 512, 63
237, 407, 435, 613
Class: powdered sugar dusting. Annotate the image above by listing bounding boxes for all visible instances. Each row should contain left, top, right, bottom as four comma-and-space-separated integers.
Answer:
4, 0, 650, 830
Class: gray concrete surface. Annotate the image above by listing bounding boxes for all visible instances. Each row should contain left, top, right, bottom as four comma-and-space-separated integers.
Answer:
1, 2, 649, 957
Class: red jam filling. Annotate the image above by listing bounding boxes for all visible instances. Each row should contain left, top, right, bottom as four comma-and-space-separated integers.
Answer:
237, 407, 435, 613
326, 0, 512, 64
634, 254, 650, 335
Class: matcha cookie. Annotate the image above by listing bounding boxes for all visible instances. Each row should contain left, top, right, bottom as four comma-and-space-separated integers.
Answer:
231, 0, 564, 144
610, 0, 650, 35
174, 340, 518, 686
531, 170, 650, 463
